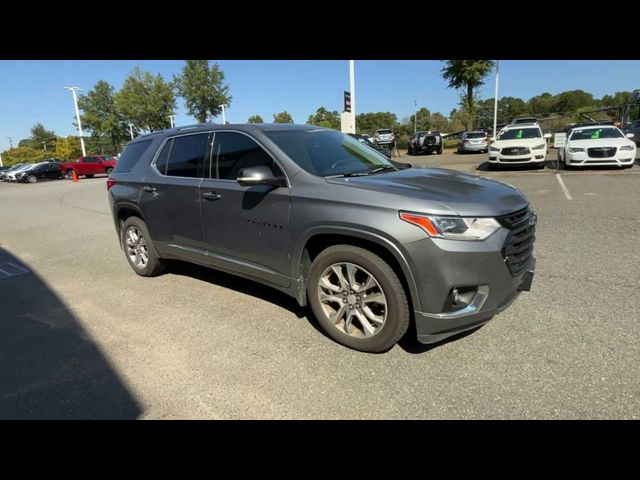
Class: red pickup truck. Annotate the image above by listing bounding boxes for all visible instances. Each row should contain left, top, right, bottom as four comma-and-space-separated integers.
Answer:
60, 155, 118, 179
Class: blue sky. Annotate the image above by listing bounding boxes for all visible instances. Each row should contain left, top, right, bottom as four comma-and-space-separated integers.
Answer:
1, 60, 640, 149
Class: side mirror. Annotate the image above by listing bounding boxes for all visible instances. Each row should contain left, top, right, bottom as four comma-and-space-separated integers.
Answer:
626, 133, 635, 139
237, 165, 285, 187
544, 133, 552, 139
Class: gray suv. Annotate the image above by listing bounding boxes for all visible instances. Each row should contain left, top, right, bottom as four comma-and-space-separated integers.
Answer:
108, 124, 536, 353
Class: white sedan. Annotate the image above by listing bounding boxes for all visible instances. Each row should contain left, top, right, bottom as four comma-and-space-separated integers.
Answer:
558, 125, 636, 169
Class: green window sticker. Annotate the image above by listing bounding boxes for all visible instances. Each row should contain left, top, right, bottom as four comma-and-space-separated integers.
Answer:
591, 130, 600, 139
516, 130, 523, 139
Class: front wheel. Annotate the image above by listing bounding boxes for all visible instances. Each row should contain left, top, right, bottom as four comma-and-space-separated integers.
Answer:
27, 175, 37, 183
121, 216, 166, 277
65, 170, 75, 180
307, 245, 410, 353
105, 167, 113, 176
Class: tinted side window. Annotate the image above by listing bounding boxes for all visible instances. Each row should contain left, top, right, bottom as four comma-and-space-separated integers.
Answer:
83, 157, 98, 163
165, 134, 208, 178
154, 139, 173, 175
210, 132, 281, 180
113, 140, 153, 173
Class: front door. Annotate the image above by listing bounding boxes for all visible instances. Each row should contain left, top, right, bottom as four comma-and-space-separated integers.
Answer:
199, 131, 291, 287
139, 132, 210, 264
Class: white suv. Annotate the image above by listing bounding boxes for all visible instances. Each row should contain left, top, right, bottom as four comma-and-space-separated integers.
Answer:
558, 124, 636, 169
488, 123, 551, 169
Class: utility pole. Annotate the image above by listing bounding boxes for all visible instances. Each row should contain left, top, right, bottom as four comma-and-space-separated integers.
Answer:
220, 104, 227, 124
7, 137, 13, 149
168, 115, 175, 128
414, 99, 418, 133
349, 60, 356, 133
493, 61, 500, 140
42, 142, 47, 151
0, 152, 3, 168
64, 86, 87, 156
128, 123, 135, 140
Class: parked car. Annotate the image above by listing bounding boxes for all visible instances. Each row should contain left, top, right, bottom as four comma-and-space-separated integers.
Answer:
1, 163, 27, 181
557, 124, 636, 169
60, 155, 118, 179
15, 161, 63, 183
408, 131, 443, 155
109, 124, 536, 353
623, 119, 640, 146
457, 131, 489, 154
488, 123, 552, 169
348, 133, 391, 158
4, 163, 35, 182
373, 129, 395, 147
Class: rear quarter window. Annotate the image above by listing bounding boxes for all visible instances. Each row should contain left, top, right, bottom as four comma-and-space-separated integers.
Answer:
113, 140, 153, 173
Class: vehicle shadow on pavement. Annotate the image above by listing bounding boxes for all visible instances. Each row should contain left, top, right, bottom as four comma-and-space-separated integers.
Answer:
0, 247, 142, 419
476, 162, 544, 172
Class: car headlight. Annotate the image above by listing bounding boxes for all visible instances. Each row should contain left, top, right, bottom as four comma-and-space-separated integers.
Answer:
489, 146, 501, 152
532, 144, 546, 150
568, 147, 585, 153
399, 212, 501, 241
620, 145, 635, 151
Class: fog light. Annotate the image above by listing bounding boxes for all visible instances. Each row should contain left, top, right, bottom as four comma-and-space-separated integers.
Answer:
444, 286, 478, 313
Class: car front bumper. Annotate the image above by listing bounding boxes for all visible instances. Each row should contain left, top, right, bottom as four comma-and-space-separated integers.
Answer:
488, 152, 546, 164
566, 151, 635, 167
459, 143, 488, 152
403, 228, 535, 345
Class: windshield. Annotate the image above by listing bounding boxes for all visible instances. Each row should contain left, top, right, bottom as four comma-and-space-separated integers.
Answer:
498, 128, 541, 140
265, 129, 395, 177
570, 127, 624, 140
376, 130, 392, 135
465, 132, 486, 139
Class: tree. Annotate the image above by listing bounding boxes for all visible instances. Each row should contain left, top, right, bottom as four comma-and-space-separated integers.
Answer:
306, 107, 340, 129
476, 96, 529, 128
408, 107, 432, 132
441, 60, 495, 130
2, 146, 48, 166
355, 112, 398, 135
428, 112, 450, 132
528, 93, 555, 115
18, 123, 56, 150
78, 80, 127, 151
54, 136, 83, 160
554, 90, 595, 113
273, 111, 294, 123
115, 67, 177, 132
247, 115, 264, 124
174, 60, 231, 123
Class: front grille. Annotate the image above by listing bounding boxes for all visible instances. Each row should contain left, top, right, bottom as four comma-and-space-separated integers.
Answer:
497, 208, 536, 276
501, 157, 532, 162
588, 147, 616, 158
502, 146, 530, 156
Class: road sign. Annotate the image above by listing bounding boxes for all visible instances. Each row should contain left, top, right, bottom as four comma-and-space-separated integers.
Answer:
344, 91, 351, 113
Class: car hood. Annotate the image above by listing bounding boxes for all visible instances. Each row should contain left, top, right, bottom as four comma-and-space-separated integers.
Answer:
493, 138, 544, 148
568, 138, 635, 148
324, 166, 528, 217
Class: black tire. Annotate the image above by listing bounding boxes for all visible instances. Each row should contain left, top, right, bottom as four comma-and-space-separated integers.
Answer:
121, 216, 166, 277
106, 167, 113, 176
307, 245, 410, 353
86, 174, 94, 178
27, 175, 37, 183
65, 170, 74, 180
437, 146, 443, 155
407, 146, 413, 155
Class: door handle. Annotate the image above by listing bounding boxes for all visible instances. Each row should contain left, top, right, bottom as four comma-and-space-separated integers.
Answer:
202, 191, 222, 201
143, 186, 156, 193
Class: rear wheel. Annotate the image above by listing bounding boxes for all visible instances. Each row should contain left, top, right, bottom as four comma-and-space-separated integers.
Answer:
86, 174, 94, 178
121, 216, 166, 277
105, 167, 113, 176
307, 245, 410, 353
27, 175, 37, 183
65, 170, 75, 180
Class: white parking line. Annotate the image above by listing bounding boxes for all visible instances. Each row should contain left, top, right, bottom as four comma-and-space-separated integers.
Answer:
555, 174, 573, 200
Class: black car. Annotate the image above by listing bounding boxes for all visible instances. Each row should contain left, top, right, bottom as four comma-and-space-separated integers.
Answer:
348, 133, 391, 158
15, 162, 63, 183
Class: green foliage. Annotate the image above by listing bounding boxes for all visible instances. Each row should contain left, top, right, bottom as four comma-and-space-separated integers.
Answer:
273, 111, 294, 123
174, 60, 231, 123
78, 80, 127, 151
115, 67, 176, 132
247, 115, 264, 124
54, 136, 83, 160
2, 146, 48, 166
355, 112, 398, 136
306, 107, 340, 130
476, 96, 529, 128
441, 60, 495, 130
554, 90, 595, 113
18, 123, 56, 150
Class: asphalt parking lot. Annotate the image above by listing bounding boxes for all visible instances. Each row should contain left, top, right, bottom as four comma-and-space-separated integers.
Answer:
1, 148, 639, 419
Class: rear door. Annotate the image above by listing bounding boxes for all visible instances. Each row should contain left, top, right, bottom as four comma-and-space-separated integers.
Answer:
138, 132, 211, 264
199, 131, 291, 287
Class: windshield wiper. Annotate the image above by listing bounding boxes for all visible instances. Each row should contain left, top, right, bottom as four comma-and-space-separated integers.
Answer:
325, 172, 370, 178
369, 165, 398, 175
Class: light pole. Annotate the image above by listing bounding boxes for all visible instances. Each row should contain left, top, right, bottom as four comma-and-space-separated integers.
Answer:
0, 152, 3, 168
492, 61, 500, 140
42, 142, 47, 151
64, 86, 86, 156
168, 115, 175, 128
414, 99, 418, 133
219, 104, 227, 124
349, 60, 356, 133
128, 123, 135, 140
7, 137, 13, 149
